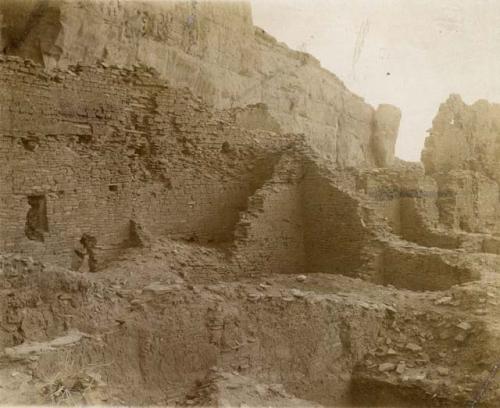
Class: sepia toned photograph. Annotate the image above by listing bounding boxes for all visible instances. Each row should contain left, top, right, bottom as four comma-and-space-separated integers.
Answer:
0, 0, 499, 406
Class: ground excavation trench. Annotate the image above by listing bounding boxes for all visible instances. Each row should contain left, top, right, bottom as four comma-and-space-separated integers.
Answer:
2, 253, 485, 407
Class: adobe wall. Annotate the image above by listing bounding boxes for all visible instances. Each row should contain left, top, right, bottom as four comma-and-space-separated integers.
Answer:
0, 56, 290, 269
433, 171, 500, 234
302, 163, 374, 276
0, 55, 385, 281
0, 0, 400, 168
356, 167, 461, 249
0, 56, 484, 291
232, 153, 306, 276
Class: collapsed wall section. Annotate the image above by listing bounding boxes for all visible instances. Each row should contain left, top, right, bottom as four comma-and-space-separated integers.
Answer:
356, 166, 461, 249
433, 171, 500, 234
224, 148, 483, 289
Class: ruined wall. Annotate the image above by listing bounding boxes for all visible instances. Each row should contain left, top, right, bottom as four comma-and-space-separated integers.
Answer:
357, 167, 461, 249
0, 55, 484, 291
381, 245, 479, 291
0, 0, 399, 168
356, 169, 406, 235
232, 153, 306, 276
0, 55, 393, 282
0, 56, 291, 268
302, 163, 374, 276
433, 171, 500, 233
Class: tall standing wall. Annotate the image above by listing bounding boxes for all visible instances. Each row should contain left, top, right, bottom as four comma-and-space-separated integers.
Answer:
0, 57, 290, 267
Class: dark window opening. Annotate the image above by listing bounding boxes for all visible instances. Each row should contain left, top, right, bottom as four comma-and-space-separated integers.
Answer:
221, 141, 231, 153
77, 134, 92, 144
21, 137, 39, 152
109, 184, 119, 192
25, 195, 48, 242
80, 233, 98, 272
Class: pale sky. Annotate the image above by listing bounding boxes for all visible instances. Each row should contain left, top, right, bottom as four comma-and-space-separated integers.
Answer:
250, 0, 500, 161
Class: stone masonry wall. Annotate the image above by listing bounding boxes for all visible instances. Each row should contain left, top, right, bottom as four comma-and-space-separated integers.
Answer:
0, 55, 396, 282
0, 56, 291, 269
302, 162, 374, 276
0, 56, 483, 291
433, 171, 500, 234
357, 168, 460, 249
232, 151, 306, 276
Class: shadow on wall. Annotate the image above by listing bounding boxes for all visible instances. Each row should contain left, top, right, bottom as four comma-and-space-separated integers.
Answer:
230, 153, 375, 278
302, 166, 370, 276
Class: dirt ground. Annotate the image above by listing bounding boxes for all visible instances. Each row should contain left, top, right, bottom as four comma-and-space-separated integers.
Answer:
1, 238, 499, 407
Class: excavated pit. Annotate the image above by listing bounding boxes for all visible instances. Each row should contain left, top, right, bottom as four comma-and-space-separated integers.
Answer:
1, 249, 499, 407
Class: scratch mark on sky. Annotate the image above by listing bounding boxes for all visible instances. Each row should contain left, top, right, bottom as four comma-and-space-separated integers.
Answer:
352, 19, 370, 80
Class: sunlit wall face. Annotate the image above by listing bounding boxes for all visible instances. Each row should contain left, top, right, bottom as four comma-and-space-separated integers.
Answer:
251, 0, 500, 161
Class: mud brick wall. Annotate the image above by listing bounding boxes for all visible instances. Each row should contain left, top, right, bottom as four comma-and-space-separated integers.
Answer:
398, 175, 441, 244
358, 168, 462, 249
232, 153, 306, 276
356, 170, 404, 235
302, 162, 373, 276
434, 171, 500, 234
0, 57, 290, 268
381, 246, 479, 291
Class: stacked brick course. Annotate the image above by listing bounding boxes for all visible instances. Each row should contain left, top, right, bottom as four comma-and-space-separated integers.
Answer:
0, 56, 484, 291
0, 57, 290, 268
